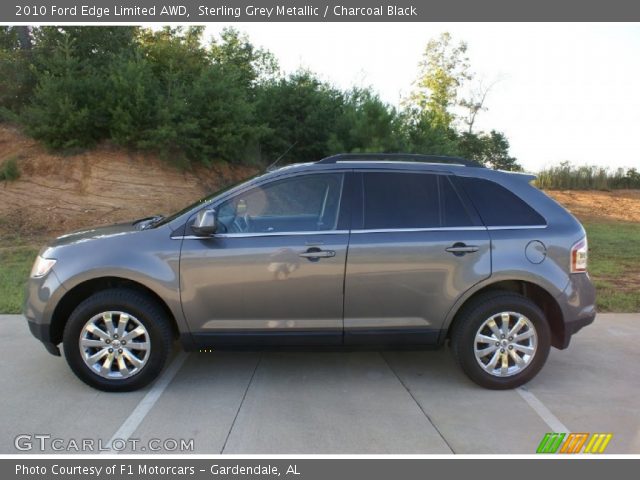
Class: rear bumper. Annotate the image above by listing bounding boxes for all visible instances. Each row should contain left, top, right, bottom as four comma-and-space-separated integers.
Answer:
557, 272, 597, 349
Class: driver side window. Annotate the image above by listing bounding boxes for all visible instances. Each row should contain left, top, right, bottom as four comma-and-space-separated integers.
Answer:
217, 173, 344, 234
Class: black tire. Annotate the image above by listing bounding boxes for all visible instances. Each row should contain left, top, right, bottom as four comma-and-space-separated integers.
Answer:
450, 291, 551, 390
63, 288, 173, 392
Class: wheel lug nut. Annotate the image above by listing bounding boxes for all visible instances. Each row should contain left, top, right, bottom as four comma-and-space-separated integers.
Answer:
495, 342, 500, 347
508, 345, 514, 350
113, 334, 118, 339
118, 349, 123, 354
121, 340, 126, 345
105, 339, 111, 344
500, 348, 505, 353
501, 335, 505, 339
108, 348, 113, 353
509, 337, 513, 341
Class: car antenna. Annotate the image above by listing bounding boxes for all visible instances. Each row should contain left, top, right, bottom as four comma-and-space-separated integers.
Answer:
266, 141, 297, 172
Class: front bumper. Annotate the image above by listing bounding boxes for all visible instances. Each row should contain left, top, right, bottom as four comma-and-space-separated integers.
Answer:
557, 272, 597, 349
27, 321, 61, 356
23, 269, 66, 356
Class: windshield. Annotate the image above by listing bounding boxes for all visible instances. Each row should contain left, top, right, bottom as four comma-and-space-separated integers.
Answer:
151, 174, 260, 228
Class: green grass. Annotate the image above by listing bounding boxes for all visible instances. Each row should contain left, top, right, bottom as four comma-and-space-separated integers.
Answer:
584, 222, 640, 312
0, 245, 39, 314
0, 221, 638, 314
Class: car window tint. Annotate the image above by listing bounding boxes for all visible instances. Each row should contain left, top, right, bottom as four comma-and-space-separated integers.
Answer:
439, 176, 474, 227
217, 173, 344, 233
457, 176, 546, 226
362, 172, 439, 229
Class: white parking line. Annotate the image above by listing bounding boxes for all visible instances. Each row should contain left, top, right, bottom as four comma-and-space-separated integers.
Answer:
101, 351, 189, 454
516, 386, 569, 433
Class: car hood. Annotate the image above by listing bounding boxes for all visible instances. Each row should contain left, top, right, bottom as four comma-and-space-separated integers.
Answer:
48, 222, 140, 248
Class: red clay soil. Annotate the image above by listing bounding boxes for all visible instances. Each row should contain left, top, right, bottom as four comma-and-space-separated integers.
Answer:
0, 125, 258, 240
546, 189, 640, 224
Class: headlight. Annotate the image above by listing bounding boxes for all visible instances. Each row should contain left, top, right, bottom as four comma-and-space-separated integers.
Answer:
30, 256, 57, 278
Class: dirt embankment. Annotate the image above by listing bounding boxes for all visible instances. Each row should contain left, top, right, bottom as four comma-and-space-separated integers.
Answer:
1, 124, 639, 242
546, 190, 640, 224
0, 125, 258, 240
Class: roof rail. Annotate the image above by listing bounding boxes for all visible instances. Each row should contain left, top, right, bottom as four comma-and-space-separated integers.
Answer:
316, 153, 484, 168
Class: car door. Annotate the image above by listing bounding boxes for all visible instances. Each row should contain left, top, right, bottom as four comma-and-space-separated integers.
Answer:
344, 170, 492, 345
179, 171, 350, 346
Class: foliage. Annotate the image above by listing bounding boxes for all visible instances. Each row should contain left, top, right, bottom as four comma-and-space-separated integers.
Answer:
255, 71, 345, 163
404, 31, 520, 170
536, 162, 640, 190
0, 27, 520, 169
407, 32, 471, 130
328, 88, 403, 154
209, 27, 279, 89
458, 130, 521, 171
0, 156, 20, 181
0, 27, 35, 114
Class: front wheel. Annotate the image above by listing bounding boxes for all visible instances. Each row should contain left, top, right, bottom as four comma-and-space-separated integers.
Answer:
451, 292, 551, 389
63, 289, 173, 392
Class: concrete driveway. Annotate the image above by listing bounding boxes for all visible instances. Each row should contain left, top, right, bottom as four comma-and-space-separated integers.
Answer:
1, 313, 638, 454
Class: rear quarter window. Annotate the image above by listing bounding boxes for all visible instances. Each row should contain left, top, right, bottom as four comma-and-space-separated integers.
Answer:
456, 176, 546, 227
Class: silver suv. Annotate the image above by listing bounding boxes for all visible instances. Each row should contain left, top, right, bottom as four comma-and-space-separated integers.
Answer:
24, 154, 596, 391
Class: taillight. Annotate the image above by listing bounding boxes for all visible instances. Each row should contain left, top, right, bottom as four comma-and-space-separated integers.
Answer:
571, 238, 588, 273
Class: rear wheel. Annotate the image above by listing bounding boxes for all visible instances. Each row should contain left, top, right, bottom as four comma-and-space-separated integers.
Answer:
63, 289, 172, 392
451, 292, 551, 389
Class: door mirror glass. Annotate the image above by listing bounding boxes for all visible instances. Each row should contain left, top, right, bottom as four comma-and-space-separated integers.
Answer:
192, 208, 217, 236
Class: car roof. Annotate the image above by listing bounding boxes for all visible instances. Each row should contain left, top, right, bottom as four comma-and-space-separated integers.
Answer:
268, 153, 485, 175
316, 153, 482, 167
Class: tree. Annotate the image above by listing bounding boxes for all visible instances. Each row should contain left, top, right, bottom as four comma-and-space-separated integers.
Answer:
178, 64, 264, 164
209, 27, 279, 90
407, 32, 471, 130
0, 27, 20, 50
106, 55, 160, 147
459, 78, 500, 134
458, 130, 521, 171
329, 87, 403, 153
22, 34, 96, 148
2, 26, 520, 171
256, 71, 345, 163
404, 32, 519, 170
0, 27, 35, 115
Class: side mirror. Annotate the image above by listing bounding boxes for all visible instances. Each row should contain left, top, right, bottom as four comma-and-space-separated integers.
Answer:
192, 208, 217, 236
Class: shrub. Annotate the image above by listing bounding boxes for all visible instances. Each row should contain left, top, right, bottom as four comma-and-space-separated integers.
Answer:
0, 156, 20, 181
536, 162, 640, 190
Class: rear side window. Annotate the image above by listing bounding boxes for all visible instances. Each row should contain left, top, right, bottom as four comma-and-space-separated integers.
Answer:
456, 177, 546, 226
361, 172, 474, 229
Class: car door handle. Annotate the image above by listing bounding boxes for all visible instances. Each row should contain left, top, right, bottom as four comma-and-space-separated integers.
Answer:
299, 249, 336, 259
445, 243, 479, 256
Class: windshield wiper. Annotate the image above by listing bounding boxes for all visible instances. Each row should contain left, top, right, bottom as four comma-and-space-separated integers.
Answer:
134, 215, 165, 230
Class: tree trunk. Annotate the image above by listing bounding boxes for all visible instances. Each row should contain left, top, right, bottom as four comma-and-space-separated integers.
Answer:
16, 26, 32, 51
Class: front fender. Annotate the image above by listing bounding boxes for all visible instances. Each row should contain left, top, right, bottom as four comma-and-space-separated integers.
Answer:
44, 227, 190, 341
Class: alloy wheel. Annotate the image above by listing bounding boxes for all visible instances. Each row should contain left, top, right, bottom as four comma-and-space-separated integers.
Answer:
78, 311, 151, 379
473, 311, 538, 377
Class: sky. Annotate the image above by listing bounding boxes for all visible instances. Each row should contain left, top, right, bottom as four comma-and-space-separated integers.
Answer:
205, 22, 640, 173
